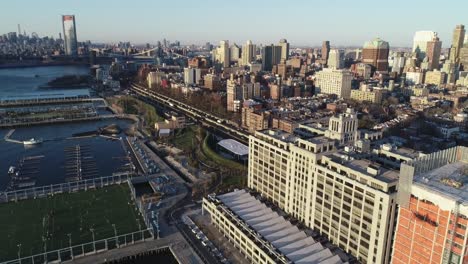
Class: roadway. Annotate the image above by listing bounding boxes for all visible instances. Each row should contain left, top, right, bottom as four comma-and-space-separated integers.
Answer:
130, 83, 249, 145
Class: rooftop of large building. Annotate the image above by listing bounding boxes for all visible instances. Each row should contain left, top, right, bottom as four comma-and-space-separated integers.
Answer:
404, 146, 468, 207
211, 189, 349, 264
413, 161, 468, 204
363, 38, 389, 49
326, 151, 400, 183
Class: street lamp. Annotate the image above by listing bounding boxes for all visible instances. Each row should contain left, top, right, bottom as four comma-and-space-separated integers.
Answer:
112, 224, 118, 247
90, 228, 96, 252
67, 233, 73, 259
17, 243, 21, 263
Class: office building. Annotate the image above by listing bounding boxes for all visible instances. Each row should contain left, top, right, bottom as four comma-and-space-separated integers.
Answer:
227, 76, 242, 112
350, 85, 385, 104
412, 31, 437, 60
314, 69, 353, 98
459, 45, 468, 70
203, 190, 349, 264
362, 38, 389, 72
262, 44, 282, 71
278, 39, 290, 61
217, 40, 230, 68
327, 49, 344, 69
183, 67, 201, 85
426, 36, 442, 70
62, 15, 78, 56
230, 43, 241, 63
406, 70, 424, 85
248, 129, 399, 263
393, 146, 468, 264
449, 25, 466, 64
241, 40, 256, 66
322, 41, 331, 65
351, 63, 372, 79
204, 74, 221, 90
424, 70, 446, 85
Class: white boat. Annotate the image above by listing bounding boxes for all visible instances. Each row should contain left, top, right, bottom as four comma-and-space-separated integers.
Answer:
23, 138, 43, 145
8, 166, 16, 174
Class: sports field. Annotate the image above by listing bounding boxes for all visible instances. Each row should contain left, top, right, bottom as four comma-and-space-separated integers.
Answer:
0, 184, 145, 261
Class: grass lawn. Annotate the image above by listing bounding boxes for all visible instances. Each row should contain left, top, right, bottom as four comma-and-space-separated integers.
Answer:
0, 184, 144, 261
171, 126, 197, 152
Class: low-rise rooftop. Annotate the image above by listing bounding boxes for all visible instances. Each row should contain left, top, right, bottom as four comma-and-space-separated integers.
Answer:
215, 189, 348, 264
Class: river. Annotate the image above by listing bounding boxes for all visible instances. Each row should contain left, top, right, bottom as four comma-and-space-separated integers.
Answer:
0, 65, 135, 191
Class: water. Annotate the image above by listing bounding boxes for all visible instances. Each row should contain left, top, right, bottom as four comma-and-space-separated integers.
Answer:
0, 65, 90, 96
0, 65, 135, 191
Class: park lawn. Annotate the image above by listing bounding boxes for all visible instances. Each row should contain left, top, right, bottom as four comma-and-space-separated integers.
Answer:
0, 184, 144, 261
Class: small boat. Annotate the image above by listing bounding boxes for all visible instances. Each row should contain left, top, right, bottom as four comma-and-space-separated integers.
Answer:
8, 166, 16, 175
34, 74, 40, 78
23, 138, 43, 145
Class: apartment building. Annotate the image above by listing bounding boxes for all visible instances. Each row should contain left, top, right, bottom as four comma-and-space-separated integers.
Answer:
393, 146, 468, 264
248, 129, 399, 263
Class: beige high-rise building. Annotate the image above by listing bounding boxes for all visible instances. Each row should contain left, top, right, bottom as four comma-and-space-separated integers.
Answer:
424, 70, 447, 85
449, 25, 466, 64
241, 40, 256, 66
327, 49, 344, 69
248, 130, 399, 264
227, 76, 242, 112
314, 68, 353, 98
229, 43, 241, 62
217, 40, 230, 68
278, 39, 290, 61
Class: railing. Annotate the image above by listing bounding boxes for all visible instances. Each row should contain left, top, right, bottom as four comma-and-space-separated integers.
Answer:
0, 174, 133, 204
1, 229, 153, 264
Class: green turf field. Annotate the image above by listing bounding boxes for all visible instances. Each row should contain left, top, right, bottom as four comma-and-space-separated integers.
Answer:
0, 184, 145, 261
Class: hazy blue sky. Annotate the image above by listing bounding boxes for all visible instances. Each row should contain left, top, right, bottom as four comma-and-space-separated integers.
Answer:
1, 0, 466, 47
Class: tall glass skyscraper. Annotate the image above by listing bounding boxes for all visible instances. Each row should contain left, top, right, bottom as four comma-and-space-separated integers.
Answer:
62, 15, 78, 56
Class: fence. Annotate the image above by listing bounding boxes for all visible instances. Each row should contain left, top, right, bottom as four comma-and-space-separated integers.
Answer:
0, 173, 158, 264
1, 229, 153, 264
0, 174, 132, 204
127, 181, 159, 239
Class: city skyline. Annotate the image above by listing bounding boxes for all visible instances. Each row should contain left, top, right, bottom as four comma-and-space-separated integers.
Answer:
1, 0, 467, 47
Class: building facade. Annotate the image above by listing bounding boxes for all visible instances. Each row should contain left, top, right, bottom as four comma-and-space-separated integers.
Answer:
393, 146, 468, 264
362, 38, 389, 72
314, 69, 353, 98
248, 130, 399, 264
62, 15, 78, 56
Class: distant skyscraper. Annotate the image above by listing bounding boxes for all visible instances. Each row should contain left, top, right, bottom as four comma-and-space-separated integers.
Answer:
327, 49, 344, 69
426, 35, 442, 70
278, 39, 290, 61
412, 31, 437, 60
449, 24, 466, 64
230, 43, 241, 63
322, 41, 330, 65
362, 38, 389, 72
218, 40, 230, 68
241, 40, 256, 66
62, 15, 78, 56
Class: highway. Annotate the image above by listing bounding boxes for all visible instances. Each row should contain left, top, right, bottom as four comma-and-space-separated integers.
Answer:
130, 83, 250, 145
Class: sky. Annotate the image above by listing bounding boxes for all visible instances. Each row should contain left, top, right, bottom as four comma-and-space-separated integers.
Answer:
1, 0, 467, 48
